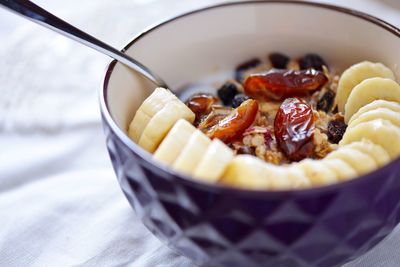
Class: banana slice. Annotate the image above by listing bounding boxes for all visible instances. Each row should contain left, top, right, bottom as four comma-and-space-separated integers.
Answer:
172, 130, 211, 176
336, 61, 395, 113
193, 139, 234, 183
153, 119, 196, 164
326, 147, 377, 175
294, 159, 338, 186
285, 166, 311, 189
345, 140, 390, 167
222, 155, 278, 190
348, 108, 400, 129
128, 88, 179, 142
340, 119, 400, 159
344, 78, 400, 123
321, 158, 358, 181
138, 101, 195, 152
268, 167, 293, 190
349, 100, 400, 124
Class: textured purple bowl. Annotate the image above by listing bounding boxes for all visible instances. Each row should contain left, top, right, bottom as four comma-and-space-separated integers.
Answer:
100, 1, 400, 266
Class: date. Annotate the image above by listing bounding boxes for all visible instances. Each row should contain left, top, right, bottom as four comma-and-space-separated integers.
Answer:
244, 69, 328, 101
206, 99, 258, 143
274, 97, 315, 161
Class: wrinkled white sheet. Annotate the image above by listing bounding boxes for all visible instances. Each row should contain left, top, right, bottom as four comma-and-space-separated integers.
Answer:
1, 0, 399, 266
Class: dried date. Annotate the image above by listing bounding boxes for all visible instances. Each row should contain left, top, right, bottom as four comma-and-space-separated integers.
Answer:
274, 97, 315, 161
206, 99, 258, 143
186, 93, 218, 125
244, 69, 328, 101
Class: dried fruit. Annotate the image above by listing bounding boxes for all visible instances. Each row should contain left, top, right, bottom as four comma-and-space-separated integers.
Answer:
186, 93, 218, 125
217, 82, 239, 106
235, 58, 261, 82
232, 93, 249, 108
317, 89, 335, 112
264, 129, 274, 148
299, 53, 327, 71
198, 106, 232, 131
207, 99, 259, 143
327, 120, 347, 144
269, 52, 290, 69
244, 69, 328, 101
237, 146, 256, 156
274, 98, 315, 161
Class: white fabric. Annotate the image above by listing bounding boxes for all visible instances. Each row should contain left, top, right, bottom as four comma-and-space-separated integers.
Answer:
0, 0, 399, 266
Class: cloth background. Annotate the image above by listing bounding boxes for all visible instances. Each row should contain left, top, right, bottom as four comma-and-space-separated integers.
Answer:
1, 0, 400, 266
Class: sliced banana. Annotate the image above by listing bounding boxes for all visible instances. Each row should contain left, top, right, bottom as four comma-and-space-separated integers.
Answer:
285, 166, 311, 189
321, 158, 357, 181
326, 147, 377, 175
153, 119, 196, 165
348, 108, 400, 130
336, 61, 395, 113
351, 108, 400, 130
345, 140, 390, 167
344, 78, 400, 123
221, 155, 270, 189
138, 101, 195, 153
268, 167, 293, 191
349, 100, 400, 124
193, 139, 234, 183
340, 119, 400, 159
294, 159, 338, 186
172, 130, 211, 176
128, 88, 179, 142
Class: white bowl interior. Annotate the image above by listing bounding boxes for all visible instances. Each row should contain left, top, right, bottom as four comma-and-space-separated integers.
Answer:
105, 2, 400, 133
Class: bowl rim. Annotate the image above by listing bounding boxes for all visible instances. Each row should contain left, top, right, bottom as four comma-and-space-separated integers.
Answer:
100, 0, 400, 197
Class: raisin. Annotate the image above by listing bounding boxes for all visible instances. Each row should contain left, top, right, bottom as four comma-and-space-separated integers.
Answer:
217, 82, 238, 106
235, 58, 261, 82
299, 53, 327, 71
237, 146, 256, 156
232, 93, 249, 108
327, 120, 347, 144
186, 93, 218, 125
274, 98, 315, 161
269, 52, 290, 69
244, 69, 328, 101
317, 89, 335, 112
206, 99, 258, 144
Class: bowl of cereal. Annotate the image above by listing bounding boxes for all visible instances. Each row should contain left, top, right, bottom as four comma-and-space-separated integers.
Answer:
101, 1, 400, 266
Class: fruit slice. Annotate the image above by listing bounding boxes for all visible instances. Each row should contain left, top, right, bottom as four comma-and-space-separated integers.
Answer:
285, 166, 311, 189
340, 119, 400, 159
128, 88, 178, 142
172, 130, 211, 176
153, 119, 196, 164
221, 155, 270, 189
348, 108, 400, 129
344, 78, 400, 123
326, 147, 377, 175
336, 61, 395, 113
294, 159, 338, 186
193, 139, 234, 183
321, 158, 357, 181
138, 101, 195, 152
345, 140, 390, 167
268, 167, 293, 190
348, 100, 400, 124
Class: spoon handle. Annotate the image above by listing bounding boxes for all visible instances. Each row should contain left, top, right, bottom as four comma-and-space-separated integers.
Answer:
0, 0, 168, 88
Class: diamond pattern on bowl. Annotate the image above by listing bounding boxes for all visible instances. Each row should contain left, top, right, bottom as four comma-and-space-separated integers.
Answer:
103, 116, 400, 267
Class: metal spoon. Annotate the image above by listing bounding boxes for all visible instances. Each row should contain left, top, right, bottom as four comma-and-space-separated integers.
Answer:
0, 0, 168, 88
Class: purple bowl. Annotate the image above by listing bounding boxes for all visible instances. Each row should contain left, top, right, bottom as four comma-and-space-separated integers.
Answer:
100, 1, 400, 266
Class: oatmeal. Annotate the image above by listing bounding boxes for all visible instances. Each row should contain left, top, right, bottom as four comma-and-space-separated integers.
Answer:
185, 52, 342, 165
